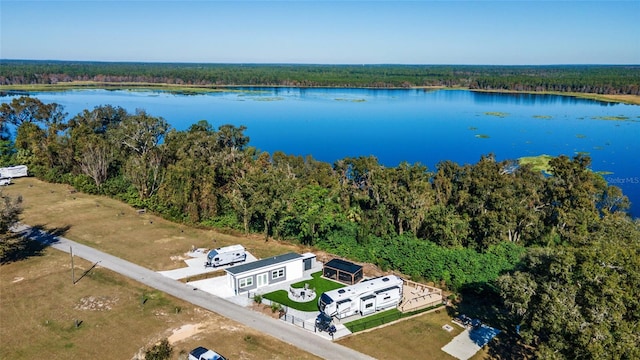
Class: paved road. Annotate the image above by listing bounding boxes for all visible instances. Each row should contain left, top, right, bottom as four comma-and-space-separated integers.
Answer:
13, 224, 374, 360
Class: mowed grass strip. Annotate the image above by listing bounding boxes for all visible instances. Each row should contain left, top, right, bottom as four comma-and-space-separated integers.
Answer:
337, 310, 465, 360
0, 248, 320, 359
3, 177, 312, 271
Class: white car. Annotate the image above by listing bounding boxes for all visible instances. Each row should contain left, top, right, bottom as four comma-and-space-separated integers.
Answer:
0, 178, 11, 186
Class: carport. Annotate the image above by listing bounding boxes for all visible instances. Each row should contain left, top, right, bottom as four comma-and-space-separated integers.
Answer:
323, 258, 363, 285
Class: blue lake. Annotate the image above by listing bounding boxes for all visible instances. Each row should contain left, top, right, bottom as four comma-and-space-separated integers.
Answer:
3, 88, 640, 216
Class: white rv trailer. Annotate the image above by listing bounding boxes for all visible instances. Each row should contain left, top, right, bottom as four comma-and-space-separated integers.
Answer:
319, 275, 403, 319
205, 244, 247, 268
0, 165, 28, 179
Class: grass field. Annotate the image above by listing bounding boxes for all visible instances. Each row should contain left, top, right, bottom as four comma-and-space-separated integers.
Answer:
2, 177, 311, 271
1, 177, 496, 359
338, 310, 463, 360
0, 247, 320, 359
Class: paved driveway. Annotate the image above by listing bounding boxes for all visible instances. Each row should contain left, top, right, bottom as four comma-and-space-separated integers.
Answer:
158, 250, 258, 280
12, 224, 374, 360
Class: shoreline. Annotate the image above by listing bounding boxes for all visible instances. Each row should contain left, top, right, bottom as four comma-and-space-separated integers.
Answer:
1, 82, 639, 105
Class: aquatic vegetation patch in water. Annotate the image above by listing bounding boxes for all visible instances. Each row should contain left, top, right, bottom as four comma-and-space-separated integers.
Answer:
591, 115, 631, 121
533, 115, 552, 119
468, 126, 478, 131
475, 134, 490, 139
335, 98, 366, 102
576, 134, 587, 139
252, 97, 285, 102
484, 112, 509, 118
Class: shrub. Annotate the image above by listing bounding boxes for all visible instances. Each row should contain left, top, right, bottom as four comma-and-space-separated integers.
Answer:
253, 294, 263, 304
270, 302, 282, 313
144, 338, 172, 360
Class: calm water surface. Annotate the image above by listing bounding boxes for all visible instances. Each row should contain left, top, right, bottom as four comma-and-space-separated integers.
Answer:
3, 88, 640, 216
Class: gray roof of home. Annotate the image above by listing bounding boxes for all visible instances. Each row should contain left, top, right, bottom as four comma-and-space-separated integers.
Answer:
226, 252, 303, 275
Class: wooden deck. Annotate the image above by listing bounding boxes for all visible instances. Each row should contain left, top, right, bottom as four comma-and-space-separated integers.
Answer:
399, 279, 443, 312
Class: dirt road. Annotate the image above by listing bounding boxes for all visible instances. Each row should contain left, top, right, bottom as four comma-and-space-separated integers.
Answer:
13, 224, 374, 360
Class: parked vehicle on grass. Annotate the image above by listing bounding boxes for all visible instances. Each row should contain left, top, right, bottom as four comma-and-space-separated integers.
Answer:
188, 346, 227, 360
205, 244, 246, 267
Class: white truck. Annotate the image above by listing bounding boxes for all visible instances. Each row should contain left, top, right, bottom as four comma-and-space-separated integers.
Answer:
188, 346, 227, 360
205, 244, 247, 267
319, 275, 404, 319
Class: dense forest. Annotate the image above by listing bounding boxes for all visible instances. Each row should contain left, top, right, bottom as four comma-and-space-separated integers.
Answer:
1, 96, 639, 359
1, 60, 640, 95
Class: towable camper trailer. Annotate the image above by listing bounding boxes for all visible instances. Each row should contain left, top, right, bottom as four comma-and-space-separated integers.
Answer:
205, 244, 246, 267
318, 275, 403, 319
0, 165, 28, 178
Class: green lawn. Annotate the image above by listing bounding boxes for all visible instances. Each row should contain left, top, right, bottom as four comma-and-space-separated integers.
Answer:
344, 304, 445, 333
262, 272, 344, 312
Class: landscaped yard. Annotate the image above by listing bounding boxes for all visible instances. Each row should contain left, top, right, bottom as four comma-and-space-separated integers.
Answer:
262, 271, 344, 311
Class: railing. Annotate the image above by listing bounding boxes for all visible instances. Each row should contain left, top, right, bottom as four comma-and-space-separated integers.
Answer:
402, 278, 442, 296
399, 278, 444, 312
280, 313, 317, 332
344, 312, 403, 333
399, 297, 443, 312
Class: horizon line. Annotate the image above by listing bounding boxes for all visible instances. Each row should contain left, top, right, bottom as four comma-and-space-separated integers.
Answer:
2, 59, 639, 67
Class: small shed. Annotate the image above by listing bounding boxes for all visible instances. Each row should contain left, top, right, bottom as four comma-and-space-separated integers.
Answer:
323, 258, 363, 285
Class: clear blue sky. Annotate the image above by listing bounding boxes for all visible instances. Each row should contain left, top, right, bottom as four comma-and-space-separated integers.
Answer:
1, 0, 638, 65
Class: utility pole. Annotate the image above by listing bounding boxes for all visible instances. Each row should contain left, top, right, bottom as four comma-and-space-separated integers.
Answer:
70, 246, 75, 284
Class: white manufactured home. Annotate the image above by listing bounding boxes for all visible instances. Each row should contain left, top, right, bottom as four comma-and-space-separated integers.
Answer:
319, 275, 403, 319
225, 252, 317, 295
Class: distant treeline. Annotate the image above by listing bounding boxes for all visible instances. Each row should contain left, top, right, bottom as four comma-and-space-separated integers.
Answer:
1, 60, 639, 95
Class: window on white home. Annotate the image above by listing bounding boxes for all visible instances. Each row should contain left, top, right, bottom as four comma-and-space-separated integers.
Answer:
239, 277, 253, 288
272, 268, 285, 279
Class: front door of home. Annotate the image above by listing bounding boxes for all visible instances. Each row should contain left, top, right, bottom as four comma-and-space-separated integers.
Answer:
256, 273, 268, 288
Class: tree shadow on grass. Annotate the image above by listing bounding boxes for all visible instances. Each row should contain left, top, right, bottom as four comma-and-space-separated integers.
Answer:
1, 224, 71, 265
445, 283, 534, 360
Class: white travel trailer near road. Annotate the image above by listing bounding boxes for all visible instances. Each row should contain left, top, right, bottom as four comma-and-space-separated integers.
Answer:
0, 165, 28, 178
205, 244, 246, 268
319, 275, 403, 319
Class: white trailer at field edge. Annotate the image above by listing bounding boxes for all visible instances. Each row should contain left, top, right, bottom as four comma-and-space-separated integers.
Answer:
0, 165, 28, 178
205, 244, 246, 267
319, 275, 403, 319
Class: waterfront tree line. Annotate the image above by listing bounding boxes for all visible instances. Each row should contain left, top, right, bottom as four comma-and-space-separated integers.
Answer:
1, 96, 639, 359
1, 61, 639, 95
